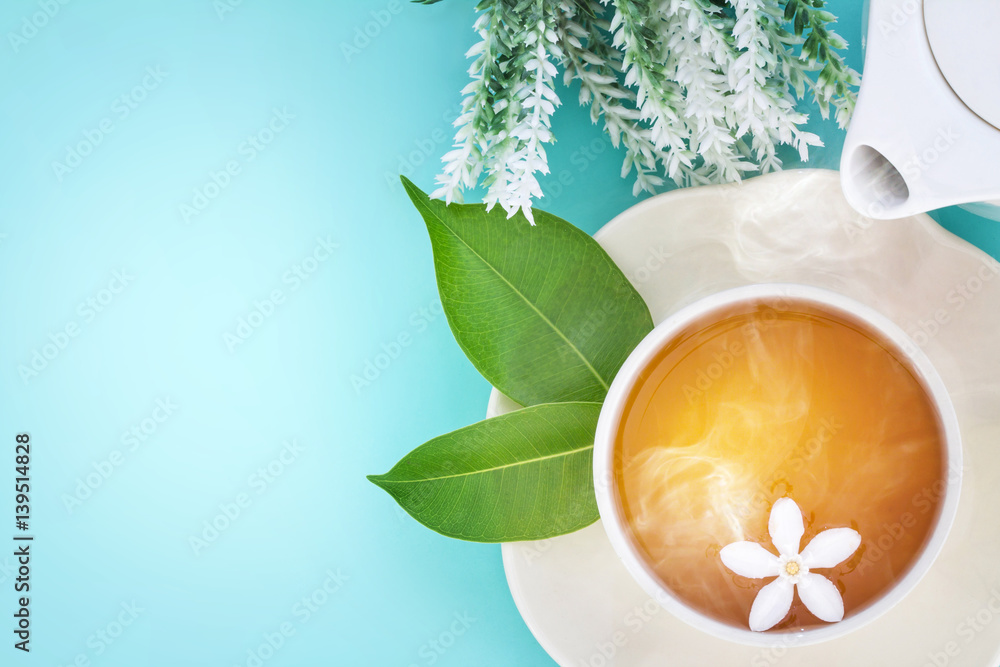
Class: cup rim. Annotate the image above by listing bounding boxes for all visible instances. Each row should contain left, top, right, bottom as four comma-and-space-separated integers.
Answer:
593, 283, 963, 647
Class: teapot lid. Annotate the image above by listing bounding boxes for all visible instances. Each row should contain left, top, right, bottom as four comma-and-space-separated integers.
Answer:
925, 0, 1000, 129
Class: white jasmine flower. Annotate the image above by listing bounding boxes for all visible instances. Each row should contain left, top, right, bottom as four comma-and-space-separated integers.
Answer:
720, 497, 862, 632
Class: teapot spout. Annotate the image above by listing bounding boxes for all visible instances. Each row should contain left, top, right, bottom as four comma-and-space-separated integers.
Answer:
841, 145, 911, 219
841, 0, 1000, 219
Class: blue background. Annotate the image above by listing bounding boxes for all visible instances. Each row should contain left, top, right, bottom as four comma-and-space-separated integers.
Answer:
0, 1, 995, 665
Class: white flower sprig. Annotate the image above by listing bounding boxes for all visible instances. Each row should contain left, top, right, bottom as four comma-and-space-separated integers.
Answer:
720, 497, 862, 632
486, 10, 563, 223
729, 0, 821, 171
432, 2, 507, 205
666, 0, 754, 184
424, 0, 860, 221
609, 0, 696, 181
557, 1, 666, 195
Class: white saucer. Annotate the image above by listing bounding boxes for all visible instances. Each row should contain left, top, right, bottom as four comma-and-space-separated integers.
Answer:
487, 170, 1000, 667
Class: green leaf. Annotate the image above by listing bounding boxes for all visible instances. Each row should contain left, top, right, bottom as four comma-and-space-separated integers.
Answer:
368, 402, 601, 542
794, 8, 807, 35
401, 176, 654, 406
783, 0, 798, 21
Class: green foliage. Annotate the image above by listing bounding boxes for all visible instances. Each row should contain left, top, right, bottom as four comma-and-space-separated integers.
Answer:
368, 402, 602, 542
401, 176, 653, 407
368, 179, 654, 543
423, 0, 859, 219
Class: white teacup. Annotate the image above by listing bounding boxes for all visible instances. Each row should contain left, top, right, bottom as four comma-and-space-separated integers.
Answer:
593, 284, 963, 646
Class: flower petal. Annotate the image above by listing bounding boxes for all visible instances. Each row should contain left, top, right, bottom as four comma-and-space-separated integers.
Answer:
720, 542, 781, 579
797, 572, 845, 623
748, 578, 794, 632
768, 497, 805, 558
801, 528, 862, 569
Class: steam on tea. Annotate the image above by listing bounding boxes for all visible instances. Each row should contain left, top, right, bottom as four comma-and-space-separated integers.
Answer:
614, 298, 945, 631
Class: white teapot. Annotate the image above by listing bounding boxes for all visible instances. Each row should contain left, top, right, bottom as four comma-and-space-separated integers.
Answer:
840, 0, 1000, 219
